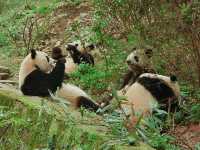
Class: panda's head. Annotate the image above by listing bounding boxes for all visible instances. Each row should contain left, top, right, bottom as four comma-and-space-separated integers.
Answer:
126, 47, 153, 71
65, 41, 95, 65
30, 49, 54, 72
19, 49, 55, 88
65, 40, 95, 54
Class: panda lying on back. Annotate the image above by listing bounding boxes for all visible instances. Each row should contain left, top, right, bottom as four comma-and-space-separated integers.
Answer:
65, 41, 95, 65
19, 49, 100, 111
52, 41, 95, 74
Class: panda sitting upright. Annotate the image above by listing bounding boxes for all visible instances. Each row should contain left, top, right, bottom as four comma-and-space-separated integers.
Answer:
19, 49, 100, 111
109, 47, 180, 127
19, 49, 65, 96
120, 47, 156, 91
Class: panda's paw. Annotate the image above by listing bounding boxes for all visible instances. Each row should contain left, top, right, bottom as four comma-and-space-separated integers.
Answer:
58, 58, 66, 64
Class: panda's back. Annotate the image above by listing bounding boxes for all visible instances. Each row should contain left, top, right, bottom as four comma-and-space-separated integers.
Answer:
123, 74, 179, 114
124, 82, 157, 114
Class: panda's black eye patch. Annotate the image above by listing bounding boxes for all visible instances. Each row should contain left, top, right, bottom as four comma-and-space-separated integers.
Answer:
46, 56, 50, 62
134, 56, 139, 62
75, 43, 78, 47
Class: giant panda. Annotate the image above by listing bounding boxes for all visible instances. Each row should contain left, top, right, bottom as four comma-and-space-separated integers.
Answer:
99, 47, 157, 108
120, 47, 156, 91
19, 49, 99, 111
119, 73, 180, 118
52, 41, 95, 74
65, 40, 95, 65
19, 49, 64, 96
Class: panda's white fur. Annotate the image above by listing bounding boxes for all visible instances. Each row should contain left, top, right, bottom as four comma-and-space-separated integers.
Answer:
19, 50, 99, 111
56, 41, 94, 74
126, 48, 154, 71
64, 41, 94, 73
120, 47, 156, 91
64, 55, 77, 74
118, 73, 180, 116
57, 83, 91, 106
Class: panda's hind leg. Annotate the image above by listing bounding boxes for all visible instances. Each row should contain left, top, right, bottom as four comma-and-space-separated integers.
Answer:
76, 96, 99, 112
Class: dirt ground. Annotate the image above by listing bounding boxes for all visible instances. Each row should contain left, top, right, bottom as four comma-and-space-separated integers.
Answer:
169, 123, 200, 150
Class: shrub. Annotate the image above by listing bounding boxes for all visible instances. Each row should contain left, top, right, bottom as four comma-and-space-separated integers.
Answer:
92, 0, 200, 87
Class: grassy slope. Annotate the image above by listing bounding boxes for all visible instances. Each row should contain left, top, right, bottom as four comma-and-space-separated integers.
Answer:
0, 86, 154, 149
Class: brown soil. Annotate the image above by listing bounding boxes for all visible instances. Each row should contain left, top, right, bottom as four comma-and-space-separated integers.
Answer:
169, 123, 200, 150
39, 2, 93, 53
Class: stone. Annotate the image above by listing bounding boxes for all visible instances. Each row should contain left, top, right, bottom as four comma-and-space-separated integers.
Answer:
0, 73, 9, 80
0, 66, 10, 73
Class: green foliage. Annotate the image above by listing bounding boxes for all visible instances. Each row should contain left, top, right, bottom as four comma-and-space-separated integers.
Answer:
136, 113, 180, 150
180, 3, 193, 24
70, 63, 112, 93
0, 95, 104, 149
177, 84, 200, 123
0, 32, 9, 50
186, 103, 200, 123
92, 0, 200, 87
195, 142, 200, 150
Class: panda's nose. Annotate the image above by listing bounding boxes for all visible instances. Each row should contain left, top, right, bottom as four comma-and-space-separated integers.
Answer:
126, 60, 131, 65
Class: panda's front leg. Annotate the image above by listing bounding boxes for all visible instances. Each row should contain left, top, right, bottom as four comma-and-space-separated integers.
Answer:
119, 70, 133, 90
48, 58, 66, 92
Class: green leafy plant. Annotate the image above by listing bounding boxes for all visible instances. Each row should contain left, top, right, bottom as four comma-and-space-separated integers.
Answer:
0, 32, 9, 47
195, 142, 200, 150
70, 63, 112, 94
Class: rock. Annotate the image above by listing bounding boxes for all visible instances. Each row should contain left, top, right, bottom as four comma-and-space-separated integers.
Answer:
0, 80, 18, 85
0, 66, 10, 73
55, 41, 61, 47
0, 73, 9, 80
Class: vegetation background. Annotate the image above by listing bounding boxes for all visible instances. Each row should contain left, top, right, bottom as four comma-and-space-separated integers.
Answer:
0, 0, 199, 149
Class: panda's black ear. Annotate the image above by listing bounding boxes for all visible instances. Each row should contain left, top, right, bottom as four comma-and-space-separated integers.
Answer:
170, 75, 177, 82
86, 44, 95, 50
31, 49, 36, 59
145, 48, 153, 58
132, 47, 136, 51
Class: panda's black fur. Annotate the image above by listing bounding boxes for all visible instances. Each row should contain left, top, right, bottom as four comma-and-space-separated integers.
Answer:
120, 47, 156, 90
66, 43, 94, 65
52, 47, 64, 60
120, 67, 156, 90
76, 96, 99, 111
21, 61, 64, 96
120, 73, 180, 115
21, 49, 65, 96
136, 75, 178, 111
19, 49, 100, 112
